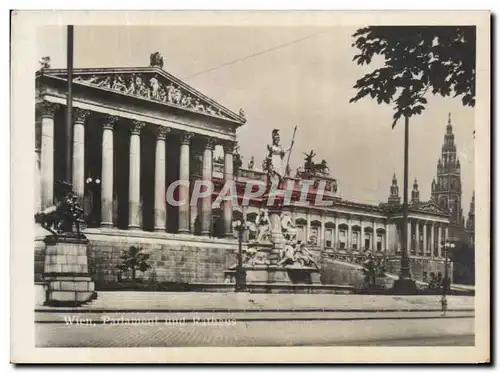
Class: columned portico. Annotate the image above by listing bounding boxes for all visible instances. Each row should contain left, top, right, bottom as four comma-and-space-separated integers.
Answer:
153, 126, 170, 232
39, 102, 57, 210
100, 115, 117, 227
128, 120, 144, 230
178, 131, 193, 234
222, 142, 234, 237
201, 138, 215, 236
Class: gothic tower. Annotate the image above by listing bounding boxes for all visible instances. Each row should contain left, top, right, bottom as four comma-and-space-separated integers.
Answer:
431, 113, 464, 228
388, 173, 401, 205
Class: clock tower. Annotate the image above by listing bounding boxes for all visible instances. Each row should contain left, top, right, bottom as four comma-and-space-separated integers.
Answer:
431, 113, 464, 235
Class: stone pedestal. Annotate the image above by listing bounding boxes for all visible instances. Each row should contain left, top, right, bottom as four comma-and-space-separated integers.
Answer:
225, 265, 320, 285
392, 278, 417, 295
43, 235, 97, 306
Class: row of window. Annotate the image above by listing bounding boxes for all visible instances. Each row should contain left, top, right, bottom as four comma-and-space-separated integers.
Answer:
242, 223, 386, 251
295, 226, 385, 251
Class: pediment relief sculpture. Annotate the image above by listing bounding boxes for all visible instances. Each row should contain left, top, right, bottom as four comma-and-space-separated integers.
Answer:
415, 202, 447, 214
70, 72, 235, 121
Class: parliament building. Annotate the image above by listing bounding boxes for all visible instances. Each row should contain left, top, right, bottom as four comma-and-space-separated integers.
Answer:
34, 54, 474, 287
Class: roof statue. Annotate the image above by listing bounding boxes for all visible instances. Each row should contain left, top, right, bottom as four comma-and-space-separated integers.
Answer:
39, 56, 51, 70
149, 52, 164, 69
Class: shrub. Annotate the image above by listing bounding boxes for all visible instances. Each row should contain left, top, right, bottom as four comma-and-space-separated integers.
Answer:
116, 246, 151, 281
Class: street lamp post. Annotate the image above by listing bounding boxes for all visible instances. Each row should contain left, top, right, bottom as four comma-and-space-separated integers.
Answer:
232, 218, 248, 292
441, 239, 454, 315
393, 115, 417, 294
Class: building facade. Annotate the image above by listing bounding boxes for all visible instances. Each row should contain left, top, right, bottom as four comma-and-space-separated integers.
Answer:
34, 55, 454, 286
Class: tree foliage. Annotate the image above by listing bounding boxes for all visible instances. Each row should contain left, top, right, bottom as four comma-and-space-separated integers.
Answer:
349, 26, 476, 127
117, 246, 151, 281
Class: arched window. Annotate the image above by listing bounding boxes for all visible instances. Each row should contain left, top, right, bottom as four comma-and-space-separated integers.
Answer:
295, 218, 307, 243
338, 223, 348, 249
324, 222, 335, 248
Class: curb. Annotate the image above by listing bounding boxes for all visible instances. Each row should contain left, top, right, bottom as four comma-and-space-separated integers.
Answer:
35, 312, 475, 324
35, 307, 475, 314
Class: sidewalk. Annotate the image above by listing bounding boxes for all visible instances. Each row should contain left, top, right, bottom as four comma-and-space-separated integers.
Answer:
36, 292, 475, 313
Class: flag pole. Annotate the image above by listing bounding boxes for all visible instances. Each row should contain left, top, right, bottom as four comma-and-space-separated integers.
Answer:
66, 25, 74, 185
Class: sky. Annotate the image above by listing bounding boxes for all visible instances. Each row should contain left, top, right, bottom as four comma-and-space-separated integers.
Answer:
37, 25, 475, 215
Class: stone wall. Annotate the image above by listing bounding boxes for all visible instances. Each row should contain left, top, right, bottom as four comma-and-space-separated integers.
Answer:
386, 257, 452, 282
35, 229, 239, 288
319, 259, 366, 289
320, 259, 398, 290
85, 230, 238, 287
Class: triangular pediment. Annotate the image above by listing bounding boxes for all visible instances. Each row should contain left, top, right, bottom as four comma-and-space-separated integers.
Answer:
38, 67, 246, 124
412, 201, 448, 215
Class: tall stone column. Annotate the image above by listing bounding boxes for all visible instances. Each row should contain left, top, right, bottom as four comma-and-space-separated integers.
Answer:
372, 220, 377, 252
437, 225, 443, 257
201, 138, 215, 236
178, 131, 193, 233
222, 142, 235, 237
407, 221, 412, 254
39, 102, 57, 210
415, 222, 420, 255
430, 223, 435, 257
333, 215, 338, 250
347, 218, 352, 251
423, 222, 428, 255
154, 126, 170, 232
100, 116, 118, 227
128, 120, 144, 230
72, 108, 90, 201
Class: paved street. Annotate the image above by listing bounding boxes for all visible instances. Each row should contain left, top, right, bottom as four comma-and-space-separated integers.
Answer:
36, 314, 474, 347
36, 292, 475, 312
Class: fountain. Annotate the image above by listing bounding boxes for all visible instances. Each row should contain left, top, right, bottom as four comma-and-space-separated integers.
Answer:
224, 129, 352, 293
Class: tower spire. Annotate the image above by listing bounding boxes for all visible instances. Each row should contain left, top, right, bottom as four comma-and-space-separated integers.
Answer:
432, 112, 463, 227
388, 173, 400, 205
411, 178, 420, 204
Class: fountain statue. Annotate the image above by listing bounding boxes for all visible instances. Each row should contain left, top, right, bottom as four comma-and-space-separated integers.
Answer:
225, 129, 321, 286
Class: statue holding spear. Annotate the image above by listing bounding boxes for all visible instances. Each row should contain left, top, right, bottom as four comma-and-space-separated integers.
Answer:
264, 126, 297, 188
